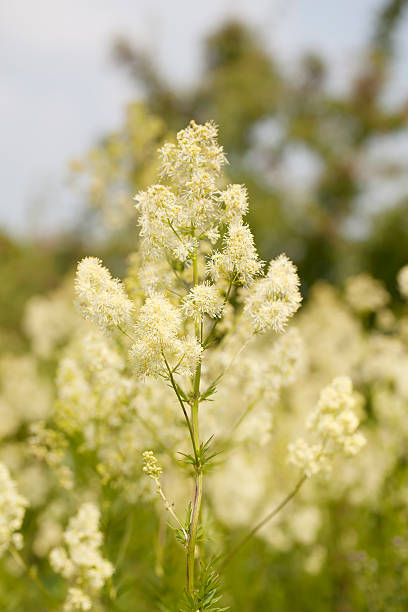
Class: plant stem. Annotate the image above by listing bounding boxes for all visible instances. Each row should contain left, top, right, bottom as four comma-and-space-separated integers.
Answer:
115, 510, 134, 569
186, 379, 202, 593
186, 252, 204, 594
219, 475, 307, 571
10, 547, 58, 606
200, 336, 252, 400
162, 350, 198, 461
230, 396, 261, 436
156, 481, 188, 539
115, 324, 136, 343
155, 512, 167, 577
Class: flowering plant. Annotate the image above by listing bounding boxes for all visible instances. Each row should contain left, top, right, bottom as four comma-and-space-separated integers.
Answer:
68, 121, 365, 609
0, 121, 367, 611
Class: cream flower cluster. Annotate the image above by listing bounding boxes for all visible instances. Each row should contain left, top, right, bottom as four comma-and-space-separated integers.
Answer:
29, 422, 73, 490
74, 122, 302, 386
261, 327, 303, 400
63, 587, 93, 612
135, 120, 226, 261
288, 377, 366, 477
221, 184, 249, 221
397, 265, 408, 298
127, 252, 175, 298
129, 293, 202, 378
244, 254, 302, 333
49, 503, 113, 611
23, 283, 79, 358
345, 273, 389, 313
70, 121, 304, 501
228, 327, 303, 409
207, 219, 263, 285
159, 120, 225, 185
0, 462, 28, 556
182, 282, 224, 318
56, 330, 134, 433
142, 450, 163, 479
0, 354, 51, 437
75, 257, 134, 331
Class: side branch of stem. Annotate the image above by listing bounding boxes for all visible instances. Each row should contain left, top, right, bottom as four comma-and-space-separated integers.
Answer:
10, 547, 58, 604
219, 475, 307, 571
162, 351, 198, 461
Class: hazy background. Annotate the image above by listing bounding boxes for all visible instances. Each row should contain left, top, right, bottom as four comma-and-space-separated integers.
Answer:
2, 0, 408, 237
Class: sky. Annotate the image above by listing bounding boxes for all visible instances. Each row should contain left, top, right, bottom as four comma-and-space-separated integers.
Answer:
1, 0, 408, 238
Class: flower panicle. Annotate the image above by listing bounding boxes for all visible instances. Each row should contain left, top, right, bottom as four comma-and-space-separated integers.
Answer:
288, 376, 366, 478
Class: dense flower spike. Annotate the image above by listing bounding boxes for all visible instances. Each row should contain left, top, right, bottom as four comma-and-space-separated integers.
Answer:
288, 377, 366, 477
207, 219, 263, 285
55, 329, 134, 434
129, 294, 202, 378
0, 463, 28, 556
49, 503, 113, 611
221, 184, 249, 221
244, 254, 302, 333
75, 257, 134, 331
158, 120, 226, 182
135, 120, 226, 262
182, 283, 224, 318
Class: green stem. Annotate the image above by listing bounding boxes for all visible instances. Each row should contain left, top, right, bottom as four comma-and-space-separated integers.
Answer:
156, 480, 188, 539
230, 396, 261, 435
155, 512, 167, 577
10, 547, 59, 606
115, 510, 134, 569
219, 475, 307, 571
200, 336, 252, 399
186, 387, 202, 593
186, 251, 204, 594
162, 351, 198, 462
115, 324, 136, 343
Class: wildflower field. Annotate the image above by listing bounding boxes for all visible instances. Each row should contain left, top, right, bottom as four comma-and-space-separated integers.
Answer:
1, 3, 408, 610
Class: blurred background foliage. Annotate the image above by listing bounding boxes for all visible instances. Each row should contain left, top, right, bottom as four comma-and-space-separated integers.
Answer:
2, 1, 408, 610
109, 0, 408, 289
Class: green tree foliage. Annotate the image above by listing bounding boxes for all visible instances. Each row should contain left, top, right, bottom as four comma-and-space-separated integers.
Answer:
110, 0, 408, 289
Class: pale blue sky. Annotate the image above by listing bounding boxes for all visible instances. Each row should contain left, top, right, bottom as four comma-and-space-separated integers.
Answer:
1, 0, 407, 237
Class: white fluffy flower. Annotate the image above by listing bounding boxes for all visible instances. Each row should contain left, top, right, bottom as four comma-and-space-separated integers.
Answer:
130, 294, 202, 378
287, 439, 328, 478
244, 254, 302, 333
221, 184, 249, 221
134, 185, 183, 258
135, 121, 226, 261
0, 463, 28, 556
50, 503, 113, 611
182, 283, 224, 318
158, 120, 226, 182
207, 219, 263, 285
64, 587, 92, 611
307, 377, 365, 453
288, 377, 366, 478
75, 257, 134, 331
